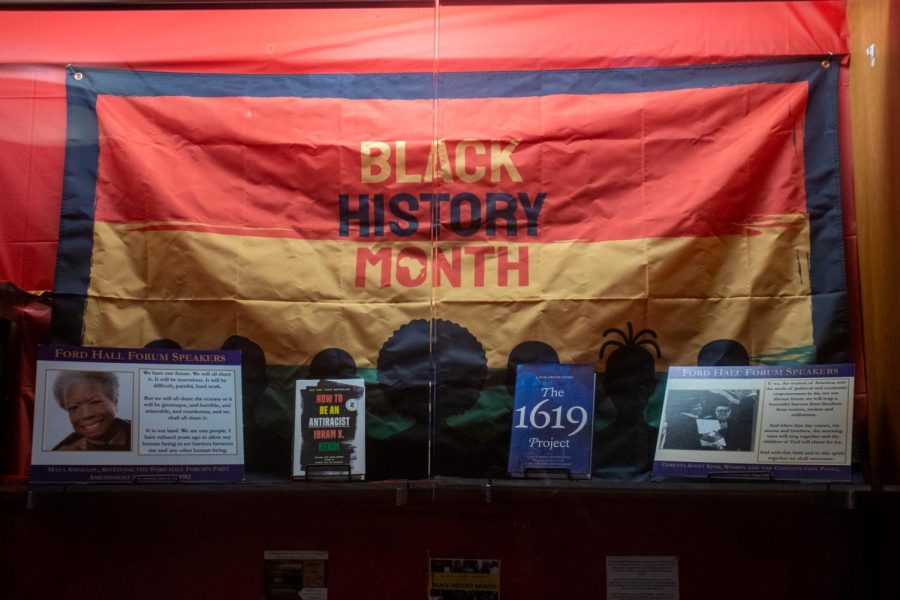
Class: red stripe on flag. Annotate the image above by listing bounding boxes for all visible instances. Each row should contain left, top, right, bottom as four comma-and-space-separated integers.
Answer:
95, 81, 809, 243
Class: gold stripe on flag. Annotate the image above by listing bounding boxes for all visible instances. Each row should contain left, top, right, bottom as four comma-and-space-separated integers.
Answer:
83, 218, 813, 367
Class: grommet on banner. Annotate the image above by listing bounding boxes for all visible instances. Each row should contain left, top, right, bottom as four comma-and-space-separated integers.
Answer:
66, 64, 83, 80
821, 60, 831, 69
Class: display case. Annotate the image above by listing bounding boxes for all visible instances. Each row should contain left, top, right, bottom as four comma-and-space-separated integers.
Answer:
1, 1, 899, 598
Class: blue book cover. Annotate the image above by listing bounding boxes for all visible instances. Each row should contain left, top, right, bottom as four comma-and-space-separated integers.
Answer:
508, 363, 596, 478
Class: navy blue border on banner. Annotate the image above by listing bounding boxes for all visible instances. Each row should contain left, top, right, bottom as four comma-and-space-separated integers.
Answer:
52, 59, 848, 363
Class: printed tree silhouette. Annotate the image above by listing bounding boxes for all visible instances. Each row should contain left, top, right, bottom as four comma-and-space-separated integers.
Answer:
594, 322, 661, 479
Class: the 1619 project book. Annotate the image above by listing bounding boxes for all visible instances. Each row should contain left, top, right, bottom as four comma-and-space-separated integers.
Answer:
508, 363, 596, 478
293, 378, 366, 479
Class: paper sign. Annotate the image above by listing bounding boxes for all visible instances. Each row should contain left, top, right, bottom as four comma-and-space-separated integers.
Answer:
607, 556, 678, 600
653, 364, 854, 481
30, 345, 244, 483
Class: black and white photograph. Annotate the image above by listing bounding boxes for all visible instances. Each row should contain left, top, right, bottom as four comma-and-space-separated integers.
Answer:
659, 388, 759, 452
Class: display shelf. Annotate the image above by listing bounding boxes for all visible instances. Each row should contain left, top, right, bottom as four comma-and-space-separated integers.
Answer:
4, 476, 873, 510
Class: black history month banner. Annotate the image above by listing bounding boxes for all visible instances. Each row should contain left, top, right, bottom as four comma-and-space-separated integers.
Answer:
37, 7, 848, 480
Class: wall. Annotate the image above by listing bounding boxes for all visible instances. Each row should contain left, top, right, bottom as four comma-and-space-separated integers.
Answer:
848, 0, 900, 484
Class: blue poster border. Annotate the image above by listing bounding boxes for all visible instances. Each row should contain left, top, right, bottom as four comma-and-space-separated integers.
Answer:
654, 461, 851, 482
30, 464, 244, 484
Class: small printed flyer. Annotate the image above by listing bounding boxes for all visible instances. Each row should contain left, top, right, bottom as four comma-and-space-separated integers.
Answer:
428, 558, 500, 600
654, 364, 854, 481
293, 378, 365, 479
263, 550, 328, 600
606, 556, 679, 600
30, 345, 244, 483
508, 363, 595, 478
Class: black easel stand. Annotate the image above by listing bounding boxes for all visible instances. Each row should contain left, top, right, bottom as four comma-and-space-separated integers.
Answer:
706, 470, 774, 482
132, 475, 181, 484
304, 464, 353, 483
523, 467, 574, 481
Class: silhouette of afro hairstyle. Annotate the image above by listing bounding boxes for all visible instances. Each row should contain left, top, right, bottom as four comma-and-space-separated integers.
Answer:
505, 341, 559, 395
310, 348, 358, 379
377, 319, 488, 420
221, 335, 269, 402
377, 319, 487, 391
143, 339, 182, 349
697, 339, 750, 367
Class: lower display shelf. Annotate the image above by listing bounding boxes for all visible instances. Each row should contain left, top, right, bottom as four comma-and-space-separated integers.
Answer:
2, 481, 897, 600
